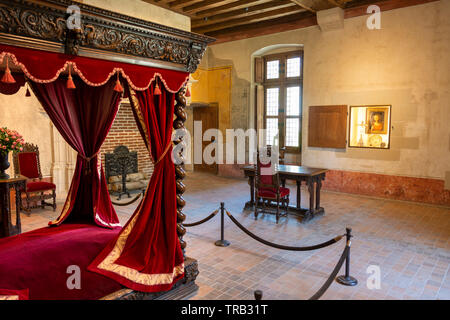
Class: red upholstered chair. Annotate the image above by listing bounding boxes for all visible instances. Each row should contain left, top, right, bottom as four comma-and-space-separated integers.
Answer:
266, 145, 286, 164
13, 143, 56, 212
254, 149, 289, 223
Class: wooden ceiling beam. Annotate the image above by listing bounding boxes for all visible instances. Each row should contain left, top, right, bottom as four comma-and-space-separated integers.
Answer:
194, 0, 267, 18
192, 0, 293, 28
206, 0, 439, 43
207, 11, 316, 43
140, 0, 191, 17
326, 0, 354, 8
192, 5, 304, 34
169, 0, 200, 9
326, 0, 344, 8
182, 0, 234, 13
289, 0, 316, 12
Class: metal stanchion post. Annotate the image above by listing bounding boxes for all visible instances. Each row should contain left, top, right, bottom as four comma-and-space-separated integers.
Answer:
336, 227, 358, 286
254, 290, 263, 300
215, 202, 230, 247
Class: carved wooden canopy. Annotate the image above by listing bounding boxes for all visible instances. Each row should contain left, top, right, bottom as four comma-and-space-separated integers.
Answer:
0, 0, 215, 73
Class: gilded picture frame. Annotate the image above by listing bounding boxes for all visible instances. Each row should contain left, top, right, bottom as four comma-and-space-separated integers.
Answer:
348, 105, 392, 149
366, 107, 390, 134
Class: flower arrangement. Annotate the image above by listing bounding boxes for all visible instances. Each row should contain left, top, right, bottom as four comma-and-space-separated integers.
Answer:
0, 127, 24, 155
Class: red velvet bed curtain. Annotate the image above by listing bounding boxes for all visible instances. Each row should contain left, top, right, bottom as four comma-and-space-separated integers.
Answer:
29, 77, 121, 228
1, 45, 189, 295
88, 80, 184, 292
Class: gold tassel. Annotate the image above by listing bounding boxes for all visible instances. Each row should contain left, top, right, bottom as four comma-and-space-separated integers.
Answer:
1, 57, 16, 84
114, 72, 123, 92
154, 78, 161, 95
67, 65, 76, 89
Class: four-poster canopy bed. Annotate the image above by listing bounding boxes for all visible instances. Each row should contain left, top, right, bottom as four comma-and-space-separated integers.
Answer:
0, 0, 214, 300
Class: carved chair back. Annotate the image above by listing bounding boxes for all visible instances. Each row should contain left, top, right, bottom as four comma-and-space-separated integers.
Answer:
13, 143, 42, 180
266, 145, 286, 164
255, 149, 280, 192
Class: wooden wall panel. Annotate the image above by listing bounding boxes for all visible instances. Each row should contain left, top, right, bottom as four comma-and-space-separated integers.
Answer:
308, 105, 347, 149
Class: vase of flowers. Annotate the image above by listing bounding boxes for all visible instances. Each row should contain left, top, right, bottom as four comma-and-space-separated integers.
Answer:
0, 127, 24, 179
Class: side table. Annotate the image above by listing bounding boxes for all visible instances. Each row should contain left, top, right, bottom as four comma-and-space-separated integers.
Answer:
0, 175, 26, 238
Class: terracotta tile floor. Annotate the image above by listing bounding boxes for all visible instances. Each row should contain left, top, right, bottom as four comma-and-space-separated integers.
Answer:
19, 172, 450, 300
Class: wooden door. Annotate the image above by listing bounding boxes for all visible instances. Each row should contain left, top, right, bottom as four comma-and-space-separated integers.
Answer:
193, 105, 219, 174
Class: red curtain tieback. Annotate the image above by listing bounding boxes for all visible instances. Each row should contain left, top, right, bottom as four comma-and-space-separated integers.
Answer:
154, 142, 172, 165
78, 152, 99, 175
78, 152, 99, 162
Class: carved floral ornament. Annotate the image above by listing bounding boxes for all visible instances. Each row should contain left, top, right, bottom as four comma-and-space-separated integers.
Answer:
0, 0, 213, 73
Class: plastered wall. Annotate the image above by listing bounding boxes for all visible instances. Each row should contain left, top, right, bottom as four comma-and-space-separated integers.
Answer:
190, 66, 232, 135
0, 87, 53, 177
0, 87, 77, 196
79, 0, 191, 31
203, 1, 450, 182
185, 66, 232, 171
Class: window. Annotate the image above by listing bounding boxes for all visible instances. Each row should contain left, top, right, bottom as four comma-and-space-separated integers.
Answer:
263, 51, 303, 152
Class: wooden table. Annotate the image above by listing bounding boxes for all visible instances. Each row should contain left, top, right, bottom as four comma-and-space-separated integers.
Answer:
241, 165, 328, 221
0, 175, 26, 238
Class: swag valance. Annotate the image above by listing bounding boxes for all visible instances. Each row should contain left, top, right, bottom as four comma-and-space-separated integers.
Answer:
0, 44, 187, 296
0, 44, 189, 93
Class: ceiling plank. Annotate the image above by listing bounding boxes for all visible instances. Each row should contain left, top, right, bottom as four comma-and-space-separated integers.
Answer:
206, 0, 438, 43
289, 0, 316, 12
208, 11, 317, 43
140, 0, 192, 17
192, 0, 293, 28
326, 0, 345, 8
344, 0, 439, 18
326, 0, 354, 8
169, 0, 200, 9
194, 0, 268, 18
192, 5, 304, 34
183, 0, 234, 13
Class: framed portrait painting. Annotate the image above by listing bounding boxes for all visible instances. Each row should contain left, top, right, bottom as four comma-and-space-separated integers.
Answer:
348, 105, 391, 149
366, 107, 390, 134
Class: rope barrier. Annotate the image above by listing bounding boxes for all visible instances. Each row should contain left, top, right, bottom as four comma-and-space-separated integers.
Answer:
225, 210, 344, 251
308, 243, 350, 300
182, 209, 219, 227
111, 193, 142, 206
180, 201, 357, 299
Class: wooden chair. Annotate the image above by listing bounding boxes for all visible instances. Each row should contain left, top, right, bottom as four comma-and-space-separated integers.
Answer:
266, 145, 286, 164
254, 149, 290, 223
13, 143, 56, 212
279, 147, 286, 165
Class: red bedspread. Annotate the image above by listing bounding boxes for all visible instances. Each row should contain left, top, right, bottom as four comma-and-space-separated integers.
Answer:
0, 224, 123, 300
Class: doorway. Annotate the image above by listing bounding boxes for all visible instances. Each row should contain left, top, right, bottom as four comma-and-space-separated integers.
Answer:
193, 104, 219, 174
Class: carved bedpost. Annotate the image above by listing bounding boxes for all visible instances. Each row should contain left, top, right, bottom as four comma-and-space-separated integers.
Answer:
174, 86, 188, 257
